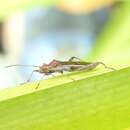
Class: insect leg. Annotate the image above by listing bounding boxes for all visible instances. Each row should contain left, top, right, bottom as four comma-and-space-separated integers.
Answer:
21, 70, 35, 85
26, 70, 35, 82
62, 71, 75, 81
96, 62, 116, 71
57, 70, 75, 81
35, 75, 45, 89
67, 75, 75, 81
68, 56, 82, 62
35, 73, 56, 89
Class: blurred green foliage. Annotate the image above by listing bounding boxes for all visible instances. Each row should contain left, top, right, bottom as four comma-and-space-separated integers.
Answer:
0, 0, 56, 20
90, 2, 130, 67
0, 2, 130, 130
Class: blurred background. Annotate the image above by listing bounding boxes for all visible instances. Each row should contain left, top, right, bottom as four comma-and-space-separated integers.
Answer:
0, 0, 122, 89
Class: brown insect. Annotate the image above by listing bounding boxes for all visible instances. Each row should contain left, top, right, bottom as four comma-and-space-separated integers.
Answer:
5, 57, 115, 89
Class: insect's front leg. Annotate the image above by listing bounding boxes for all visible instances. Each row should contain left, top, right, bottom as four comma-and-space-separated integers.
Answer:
35, 73, 52, 89
35, 74, 45, 89
21, 70, 35, 85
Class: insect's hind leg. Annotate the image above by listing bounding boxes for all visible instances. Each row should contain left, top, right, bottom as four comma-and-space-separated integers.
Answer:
35, 73, 54, 89
96, 62, 116, 71
68, 56, 82, 62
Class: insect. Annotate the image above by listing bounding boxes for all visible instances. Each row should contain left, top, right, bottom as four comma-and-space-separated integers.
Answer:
5, 57, 115, 89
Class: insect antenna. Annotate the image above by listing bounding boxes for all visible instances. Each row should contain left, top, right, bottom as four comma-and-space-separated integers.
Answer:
5, 64, 39, 68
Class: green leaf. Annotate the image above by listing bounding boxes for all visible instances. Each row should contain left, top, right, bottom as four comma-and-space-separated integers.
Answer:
0, 66, 130, 130
0, 2, 130, 130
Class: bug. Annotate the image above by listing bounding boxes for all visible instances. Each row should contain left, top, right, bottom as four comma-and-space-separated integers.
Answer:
5, 57, 115, 89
